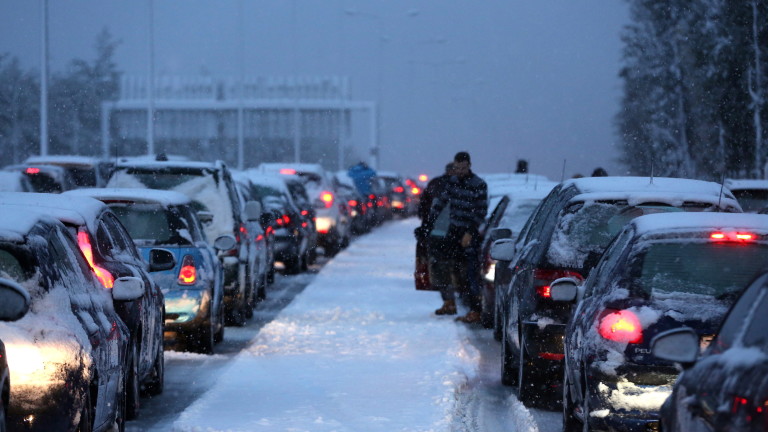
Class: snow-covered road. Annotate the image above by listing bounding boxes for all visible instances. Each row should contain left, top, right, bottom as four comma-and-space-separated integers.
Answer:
169, 218, 561, 432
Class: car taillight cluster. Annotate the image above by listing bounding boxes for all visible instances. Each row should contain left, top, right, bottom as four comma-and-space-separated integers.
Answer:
598, 309, 643, 344
393, 186, 404, 193
77, 230, 114, 289
532, 268, 583, 298
731, 395, 768, 426
178, 255, 196, 285
25, 167, 41, 174
710, 231, 756, 241
321, 191, 334, 208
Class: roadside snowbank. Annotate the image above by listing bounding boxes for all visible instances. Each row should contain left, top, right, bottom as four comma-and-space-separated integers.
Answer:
171, 218, 481, 432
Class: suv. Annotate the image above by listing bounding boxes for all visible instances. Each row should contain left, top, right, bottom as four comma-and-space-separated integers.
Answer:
23, 155, 113, 188
258, 163, 350, 256
108, 159, 263, 326
497, 176, 743, 406
0, 192, 171, 418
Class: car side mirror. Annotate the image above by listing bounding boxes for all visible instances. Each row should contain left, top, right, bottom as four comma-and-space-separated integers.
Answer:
245, 201, 262, 222
149, 248, 176, 272
197, 211, 214, 225
0, 278, 30, 321
490, 228, 513, 242
490, 239, 516, 261
549, 278, 579, 302
214, 234, 237, 251
112, 276, 145, 301
651, 328, 700, 366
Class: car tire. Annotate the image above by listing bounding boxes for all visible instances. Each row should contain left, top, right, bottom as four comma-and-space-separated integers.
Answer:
517, 331, 536, 406
267, 265, 275, 284
501, 323, 518, 386
195, 317, 215, 354
77, 385, 93, 432
256, 272, 267, 302
143, 341, 164, 396
562, 369, 583, 432
493, 300, 503, 341
244, 272, 255, 320
125, 340, 140, 420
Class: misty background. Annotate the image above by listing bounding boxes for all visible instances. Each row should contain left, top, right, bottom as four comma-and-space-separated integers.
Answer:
0, 1, 629, 179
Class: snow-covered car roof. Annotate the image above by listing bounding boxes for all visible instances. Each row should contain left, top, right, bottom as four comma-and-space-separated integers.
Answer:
724, 178, 768, 191
481, 172, 551, 184
0, 171, 30, 192
257, 163, 324, 176
24, 154, 104, 166
631, 212, 768, 237
237, 170, 291, 193
0, 192, 107, 234
0, 208, 55, 242
64, 188, 191, 207
565, 177, 742, 211
114, 159, 220, 170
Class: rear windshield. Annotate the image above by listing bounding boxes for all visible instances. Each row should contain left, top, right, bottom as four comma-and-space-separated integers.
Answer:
110, 204, 193, 246
637, 241, 768, 298
499, 200, 540, 233
732, 189, 768, 212
547, 202, 683, 268
65, 166, 98, 187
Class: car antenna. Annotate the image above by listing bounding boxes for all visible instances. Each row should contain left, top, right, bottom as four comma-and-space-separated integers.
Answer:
649, 163, 654, 185
717, 172, 726, 211
560, 159, 566, 183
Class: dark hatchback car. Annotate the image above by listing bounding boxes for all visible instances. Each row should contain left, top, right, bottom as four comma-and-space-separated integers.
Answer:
108, 159, 263, 327
0, 271, 30, 432
553, 212, 768, 431
653, 273, 768, 432
68, 188, 228, 355
0, 211, 141, 432
498, 176, 743, 406
0, 192, 170, 419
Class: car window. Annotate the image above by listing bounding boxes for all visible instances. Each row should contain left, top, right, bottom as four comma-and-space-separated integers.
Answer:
0, 248, 28, 281
636, 241, 768, 298
110, 204, 176, 245
710, 278, 768, 354
740, 289, 768, 351
178, 205, 206, 243
583, 227, 635, 298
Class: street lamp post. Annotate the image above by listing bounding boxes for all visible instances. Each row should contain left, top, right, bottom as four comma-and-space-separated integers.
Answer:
40, 0, 48, 156
147, 0, 155, 156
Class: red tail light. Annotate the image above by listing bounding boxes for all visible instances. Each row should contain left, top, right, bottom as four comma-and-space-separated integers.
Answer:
598, 309, 643, 344
533, 268, 583, 298
280, 168, 297, 175
178, 255, 196, 285
301, 210, 309, 216
256, 234, 264, 242
25, 167, 41, 174
411, 187, 420, 195
711, 231, 756, 241
393, 186, 404, 193
239, 224, 248, 237
348, 199, 358, 207
282, 215, 291, 225
77, 230, 114, 288
321, 191, 334, 208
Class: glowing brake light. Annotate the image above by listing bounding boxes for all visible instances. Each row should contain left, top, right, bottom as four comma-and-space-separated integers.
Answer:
282, 214, 291, 225
393, 186, 404, 193
348, 200, 358, 207
77, 231, 114, 288
411, 187, 421, 195
710, 232, 756, 241
177, 255, 196, 285
418, 174, 428, 182
321, 191, 334, 208
25, 167, 41, 174
279, 168, 297, 175
598, 310, 643, 344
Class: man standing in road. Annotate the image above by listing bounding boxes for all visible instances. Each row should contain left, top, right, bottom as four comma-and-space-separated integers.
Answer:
427, 152, 488, 323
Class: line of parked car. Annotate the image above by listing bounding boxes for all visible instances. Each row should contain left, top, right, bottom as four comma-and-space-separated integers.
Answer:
0, 154, 418, 431
478, 173, 768, 431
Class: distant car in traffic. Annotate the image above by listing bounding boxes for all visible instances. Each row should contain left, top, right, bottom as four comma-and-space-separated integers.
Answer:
23, 154, 113, 189
726, 178, 768, 213
67, 188, 229, 355
554, 212, 768, 431
108, 158, 263, 327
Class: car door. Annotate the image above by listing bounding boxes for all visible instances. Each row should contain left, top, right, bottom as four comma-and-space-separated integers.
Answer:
49, 227, 125, 430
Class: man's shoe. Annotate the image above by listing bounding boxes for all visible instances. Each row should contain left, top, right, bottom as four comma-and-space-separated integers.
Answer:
435, 300, 457, 315
455, 310, 482, 324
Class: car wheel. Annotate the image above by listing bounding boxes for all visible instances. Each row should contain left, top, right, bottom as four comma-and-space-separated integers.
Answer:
125, 340, 140, 420
143, 342, 164, 396
194, 317, 215, 354
77, 385, 93, 432
267, 265, 275, 284
214, 297, 225, 343
244, 272, 255, 320
493, 299, 503, 341
562, 368, 583, 432
256, 272, 267, 301
517, 331, 537, 406
500, 324, 518, 386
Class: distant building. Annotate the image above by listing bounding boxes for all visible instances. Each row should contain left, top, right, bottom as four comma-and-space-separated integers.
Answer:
101, 75, 376, 170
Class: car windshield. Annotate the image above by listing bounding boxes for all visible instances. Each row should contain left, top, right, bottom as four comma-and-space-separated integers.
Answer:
498, 200, 540, 233
111, 168, 209, 190
109, 203, 193, 246
636, 241, 768, 298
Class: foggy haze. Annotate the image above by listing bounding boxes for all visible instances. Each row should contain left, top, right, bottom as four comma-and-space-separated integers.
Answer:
0, 1, 629, 180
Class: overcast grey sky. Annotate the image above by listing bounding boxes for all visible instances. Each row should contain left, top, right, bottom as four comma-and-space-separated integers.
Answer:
0, 1, 629, 180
